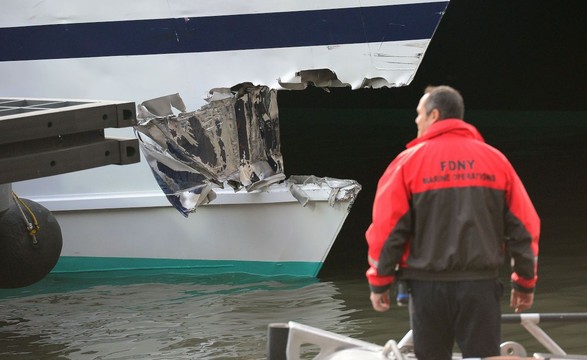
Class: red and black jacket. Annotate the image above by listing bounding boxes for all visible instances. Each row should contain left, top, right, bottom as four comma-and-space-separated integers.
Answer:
366, 119, 540, 293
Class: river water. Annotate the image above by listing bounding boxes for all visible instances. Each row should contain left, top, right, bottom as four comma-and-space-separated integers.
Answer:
2, 110, 586, 359
1, 255, 586, 359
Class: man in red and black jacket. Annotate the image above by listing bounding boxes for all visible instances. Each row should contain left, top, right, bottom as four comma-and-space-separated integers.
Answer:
366, 85, 540, 359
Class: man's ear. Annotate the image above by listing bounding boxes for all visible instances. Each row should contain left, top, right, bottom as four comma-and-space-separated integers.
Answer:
429, 108, 441, 122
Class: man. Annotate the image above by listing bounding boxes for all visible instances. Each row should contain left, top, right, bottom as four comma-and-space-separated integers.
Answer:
366, 86, 540, 359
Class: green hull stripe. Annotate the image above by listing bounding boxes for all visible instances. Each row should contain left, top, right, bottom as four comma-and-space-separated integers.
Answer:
52, 256, 323, 277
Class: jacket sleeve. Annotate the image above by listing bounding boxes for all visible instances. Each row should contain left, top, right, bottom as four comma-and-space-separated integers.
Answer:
365, 153, 412, 293
505, 165, 540, 293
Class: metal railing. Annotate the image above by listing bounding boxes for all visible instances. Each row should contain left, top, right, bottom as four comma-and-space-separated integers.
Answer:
268, 313, 587, 360
501, 313, 587, 358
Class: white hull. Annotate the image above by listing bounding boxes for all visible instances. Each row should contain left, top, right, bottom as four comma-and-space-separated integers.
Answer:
1, 0, 449, 110
14, 178, 359, 277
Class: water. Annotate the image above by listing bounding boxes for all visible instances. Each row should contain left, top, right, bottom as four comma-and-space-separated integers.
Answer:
1, 256, 586, 359
0, 273, 349, 359
2, 109, 586, 358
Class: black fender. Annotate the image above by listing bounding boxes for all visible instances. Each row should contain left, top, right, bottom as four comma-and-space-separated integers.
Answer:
0, 198, 62, 288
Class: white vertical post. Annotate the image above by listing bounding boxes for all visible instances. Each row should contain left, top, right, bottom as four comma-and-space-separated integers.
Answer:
0, 183, 11, 212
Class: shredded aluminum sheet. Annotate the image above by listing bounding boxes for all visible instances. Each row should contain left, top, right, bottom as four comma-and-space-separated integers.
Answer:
135, 85, 285, 216
286, 175, 362, 210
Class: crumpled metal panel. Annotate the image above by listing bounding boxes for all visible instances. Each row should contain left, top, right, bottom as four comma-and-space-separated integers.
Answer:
135, 85, 284, 216
286, 175, 362, 210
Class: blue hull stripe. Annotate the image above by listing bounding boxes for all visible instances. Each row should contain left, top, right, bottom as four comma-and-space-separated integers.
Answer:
0, 2, 448, 61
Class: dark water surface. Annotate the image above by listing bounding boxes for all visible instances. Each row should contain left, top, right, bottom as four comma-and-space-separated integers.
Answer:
1, 257, 586, 359
2, 110, 586, 359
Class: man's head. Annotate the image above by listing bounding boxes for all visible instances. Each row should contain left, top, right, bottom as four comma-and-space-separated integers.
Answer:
415, 85, 464, 137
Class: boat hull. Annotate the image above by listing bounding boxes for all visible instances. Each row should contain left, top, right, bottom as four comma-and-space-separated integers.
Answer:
0, 0, 449, 110
17, 180, 358, 277
2, 0, 446, 279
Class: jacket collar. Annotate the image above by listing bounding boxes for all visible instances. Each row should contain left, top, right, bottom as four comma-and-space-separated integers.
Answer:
406, 119, 484, 149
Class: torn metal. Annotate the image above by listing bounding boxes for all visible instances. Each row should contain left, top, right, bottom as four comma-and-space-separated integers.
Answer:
135, 84, 362, 217
286, 175, 362, 209
277, 68, 402, 90
135, 84, 285, 216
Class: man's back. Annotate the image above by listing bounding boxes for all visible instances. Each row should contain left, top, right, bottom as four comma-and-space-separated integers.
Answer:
400, 119, 512, 279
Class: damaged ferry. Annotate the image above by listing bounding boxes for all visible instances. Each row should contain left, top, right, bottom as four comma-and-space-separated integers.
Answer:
0, 0, 449, 277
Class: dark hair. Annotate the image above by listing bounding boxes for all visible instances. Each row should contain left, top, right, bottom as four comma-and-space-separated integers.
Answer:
423, 85, 464, 120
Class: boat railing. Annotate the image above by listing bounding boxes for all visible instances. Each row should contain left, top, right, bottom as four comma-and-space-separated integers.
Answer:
397, 313, 587, 358
501, 313, 587, 359
268, 313, 587, 360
